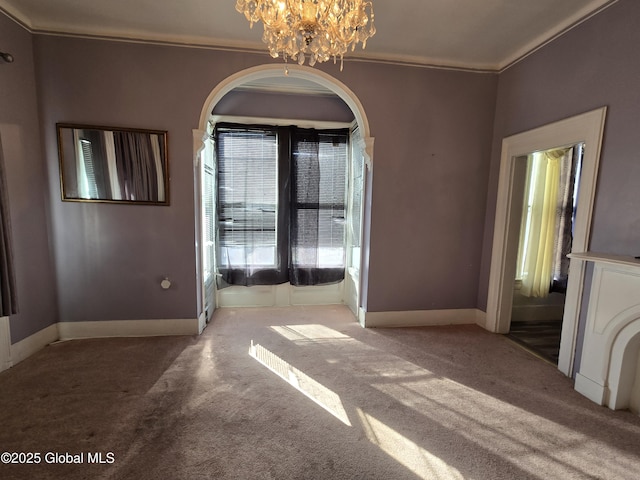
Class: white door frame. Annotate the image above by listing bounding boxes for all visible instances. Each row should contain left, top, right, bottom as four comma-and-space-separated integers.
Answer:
486, 107, 607, 376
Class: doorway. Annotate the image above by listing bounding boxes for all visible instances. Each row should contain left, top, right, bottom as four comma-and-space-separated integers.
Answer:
486, 107, 607, 376
507, 144, 584, 364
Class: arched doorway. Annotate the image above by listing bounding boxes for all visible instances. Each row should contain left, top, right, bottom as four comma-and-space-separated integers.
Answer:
193, 65, 374, 330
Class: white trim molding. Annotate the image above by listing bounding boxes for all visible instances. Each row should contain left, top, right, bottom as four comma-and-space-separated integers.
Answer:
57, 318, 200, 340
570, 253, 640, 411
361, 308, 485, 328
217, 282, 344, 308
10, 323, 59, 367
2, 318, 201, 371
486, 107, 607, 378
193, 128, 207, 168
198, 311, 207, 334
197, 64, 371, 142
210, 115, 352, 131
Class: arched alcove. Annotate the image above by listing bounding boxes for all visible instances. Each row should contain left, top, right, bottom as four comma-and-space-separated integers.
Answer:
196, 65, 372, 151
606, 316, 640, 412
193, 65, 374, 328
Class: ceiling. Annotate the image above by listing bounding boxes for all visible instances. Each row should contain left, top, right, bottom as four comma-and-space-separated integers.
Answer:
0, 0, 618, 71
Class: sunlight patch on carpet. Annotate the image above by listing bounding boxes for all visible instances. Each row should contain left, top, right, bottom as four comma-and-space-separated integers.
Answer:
362, 355, 640, 479
266, 323, 640, 479
249, 341, 351, 426
271, 324, 350, 342
358, 409, 464, 480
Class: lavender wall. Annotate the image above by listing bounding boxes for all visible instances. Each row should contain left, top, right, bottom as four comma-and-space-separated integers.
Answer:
478, 0, 640, 310
213, 90, 354, 122
32, 34, 497, 322
0, 15, 58, 342
357, 62, 497, 311
34, 37, 226, 323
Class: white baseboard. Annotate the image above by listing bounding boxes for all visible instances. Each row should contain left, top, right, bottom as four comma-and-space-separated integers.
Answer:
357, 307, 366, 327
475, 309, 487, 328
58, 318, 200, 340
575, 372, 606, 406
2, 318, 200, 370
10, 323, 59, 367
362, 308, 485, 328
198, 311, 207, 334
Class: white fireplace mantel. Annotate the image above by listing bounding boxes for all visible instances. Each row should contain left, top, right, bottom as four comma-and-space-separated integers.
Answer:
568, 252, 640, 412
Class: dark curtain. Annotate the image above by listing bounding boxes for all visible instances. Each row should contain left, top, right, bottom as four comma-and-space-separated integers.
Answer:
290, 129, 345, 286
0, 135, 18, 316
551, 146, 582, 294
214, 124, 347, 288
113, 131, 160, 202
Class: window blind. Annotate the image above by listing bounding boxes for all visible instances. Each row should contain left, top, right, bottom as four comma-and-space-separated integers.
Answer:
216, 126, 279, 283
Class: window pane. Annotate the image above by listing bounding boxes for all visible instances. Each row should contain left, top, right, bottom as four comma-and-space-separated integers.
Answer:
319, 136, 347, 267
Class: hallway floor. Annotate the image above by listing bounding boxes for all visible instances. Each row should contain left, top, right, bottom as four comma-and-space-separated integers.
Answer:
508, 320, 563, 364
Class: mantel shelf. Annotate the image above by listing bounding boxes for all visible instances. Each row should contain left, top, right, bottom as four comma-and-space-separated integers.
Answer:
568, 252, 640, 269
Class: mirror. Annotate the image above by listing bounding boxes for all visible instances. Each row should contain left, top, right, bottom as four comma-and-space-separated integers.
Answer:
57, 123, 169, 204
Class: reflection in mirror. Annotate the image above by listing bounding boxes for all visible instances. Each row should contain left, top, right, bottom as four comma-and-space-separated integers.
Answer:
57, 124, 169, 204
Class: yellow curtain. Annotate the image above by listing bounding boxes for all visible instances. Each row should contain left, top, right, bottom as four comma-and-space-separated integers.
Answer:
519, 149, 568, 298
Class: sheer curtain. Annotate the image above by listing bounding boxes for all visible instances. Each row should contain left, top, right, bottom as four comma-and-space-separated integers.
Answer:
0, 134, 17, 316
519, 148, 573, 298
290, 129, 347, 285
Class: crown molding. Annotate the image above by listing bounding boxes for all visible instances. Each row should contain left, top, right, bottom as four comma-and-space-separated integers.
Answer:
0, 2, 32, 30
0, 0, 620, 75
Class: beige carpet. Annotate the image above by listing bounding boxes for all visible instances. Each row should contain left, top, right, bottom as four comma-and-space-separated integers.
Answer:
1, 305, 639, 479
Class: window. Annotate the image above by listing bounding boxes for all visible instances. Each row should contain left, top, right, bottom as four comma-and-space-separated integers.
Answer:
515, 145, 582, 297
214, 123, 349, 287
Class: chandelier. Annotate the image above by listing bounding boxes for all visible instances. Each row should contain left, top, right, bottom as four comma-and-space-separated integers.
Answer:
235, 0, 375, 70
